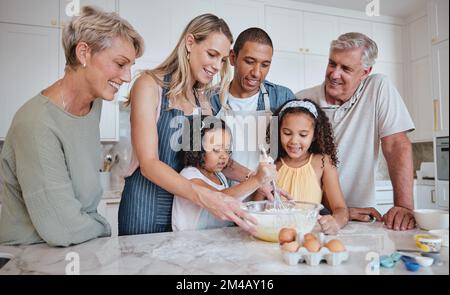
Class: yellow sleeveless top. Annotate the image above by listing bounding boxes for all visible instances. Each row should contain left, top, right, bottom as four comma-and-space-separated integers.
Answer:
276, 155, 322, 204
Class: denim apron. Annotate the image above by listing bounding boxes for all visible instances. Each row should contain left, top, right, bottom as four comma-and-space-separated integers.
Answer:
216, 84, 273, 173
118, 75, 200, 235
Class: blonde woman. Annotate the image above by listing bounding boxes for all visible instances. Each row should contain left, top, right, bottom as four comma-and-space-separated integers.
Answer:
119, 14, 258, 235
0, 6, 144, 246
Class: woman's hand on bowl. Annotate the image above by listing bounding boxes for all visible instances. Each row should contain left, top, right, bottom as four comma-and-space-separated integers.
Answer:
192, 184, 258, 235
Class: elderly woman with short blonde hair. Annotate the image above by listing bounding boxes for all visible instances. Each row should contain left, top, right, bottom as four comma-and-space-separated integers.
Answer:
0, 6, 144, 246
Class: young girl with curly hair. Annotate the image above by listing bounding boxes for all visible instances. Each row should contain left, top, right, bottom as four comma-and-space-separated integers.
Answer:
272, 99, 349, 234
172, 116, 276, 231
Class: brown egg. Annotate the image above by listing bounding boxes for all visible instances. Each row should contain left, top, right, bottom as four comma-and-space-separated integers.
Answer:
325, 239, 346, 252
278, 228, 297, 245
304, 233, 317, 241
303, 239, 321, 252
281, 241, 300, 253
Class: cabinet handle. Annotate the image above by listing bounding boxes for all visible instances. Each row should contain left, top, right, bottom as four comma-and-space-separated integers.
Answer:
431, 37, 437, 44
431, 189, 436, 203
433, 99, 440, 131
299, 48, 304, 53
305, 49, 310, 53
51, 19, 57, 26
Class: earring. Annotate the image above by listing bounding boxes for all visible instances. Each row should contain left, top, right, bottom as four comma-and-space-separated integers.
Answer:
83, 63, 86, 68
187, 52, 190, 61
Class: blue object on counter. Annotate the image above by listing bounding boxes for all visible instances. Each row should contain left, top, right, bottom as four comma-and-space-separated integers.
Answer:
391, 252, 402, 263
380, 255, 395, 268
401, 256, 420, 272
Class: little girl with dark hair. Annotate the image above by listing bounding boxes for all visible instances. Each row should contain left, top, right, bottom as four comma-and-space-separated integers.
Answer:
272, 99, 349, 234
172, 116, 275, 231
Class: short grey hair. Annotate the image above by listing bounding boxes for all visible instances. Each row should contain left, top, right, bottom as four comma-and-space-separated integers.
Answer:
330, 32, 378, 69
62, 6, 144, 69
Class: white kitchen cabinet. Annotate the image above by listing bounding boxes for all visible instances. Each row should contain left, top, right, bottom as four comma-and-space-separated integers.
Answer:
119, 0, 171, 65
0, 23, 60, 140
409, 16, 430, 61
265, 7, 339, 55
373, 23, 404, 63
267, 51, 328, 93
0, 0, 120, 141
98, 197, 120, 237
170, 0, 215, 47
215, 0, 264, 41
409, 58, 434, 142
267, 51, 303, 93
338, 18, 373, 39
0, 0, 59, 27
303, 54, 328, 89
372, 62, 405, 98
265, 5, 405, 94
265, 7, 332, 92
303, 12, 339, 56
265, 6, 303, 53
431, 40, 449, 135
415, 184, 438, 209
428, 0, 449, 45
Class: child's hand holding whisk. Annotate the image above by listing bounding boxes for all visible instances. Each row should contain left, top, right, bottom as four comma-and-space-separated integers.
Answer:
253, 162, 277, 185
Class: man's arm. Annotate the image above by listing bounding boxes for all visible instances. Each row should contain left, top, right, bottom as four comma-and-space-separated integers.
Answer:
381, 132, 416, 230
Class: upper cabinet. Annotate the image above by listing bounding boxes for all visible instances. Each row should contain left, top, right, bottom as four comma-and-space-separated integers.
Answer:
215, 0, 264, 41
303, 12, 339, 56
428, 0, 449, 137
373, 23, 404, 63
265, 5, 405, 95
338, 18, 373, 39
410, 16, 430, 61
429, 0, 449, 44
0, 0, 120, 141
119, 0, 171, 65
431, 40, 449, 135
0, 23, 60, 140
265, 6, 303, 53
0, 0, 59, 27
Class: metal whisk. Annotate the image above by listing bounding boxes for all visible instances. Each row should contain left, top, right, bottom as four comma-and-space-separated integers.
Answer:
259, 144, 286, 210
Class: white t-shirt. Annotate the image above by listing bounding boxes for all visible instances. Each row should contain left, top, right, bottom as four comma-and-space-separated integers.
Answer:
226, 91, 259, 112
222, 91, 262, 172
172, 167, 234, 231
295, 74, 415, 207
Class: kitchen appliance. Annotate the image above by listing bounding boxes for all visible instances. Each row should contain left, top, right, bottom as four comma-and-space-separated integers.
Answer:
435, 136, 449, 209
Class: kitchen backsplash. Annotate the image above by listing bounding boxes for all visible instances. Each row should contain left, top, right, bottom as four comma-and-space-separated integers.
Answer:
376, 141, 434, 180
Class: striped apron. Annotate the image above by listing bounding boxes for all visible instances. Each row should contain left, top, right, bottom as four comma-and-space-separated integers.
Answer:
118, 75, 198, 235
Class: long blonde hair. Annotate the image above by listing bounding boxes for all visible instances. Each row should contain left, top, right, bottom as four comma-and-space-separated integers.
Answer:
127, 13, 233, 106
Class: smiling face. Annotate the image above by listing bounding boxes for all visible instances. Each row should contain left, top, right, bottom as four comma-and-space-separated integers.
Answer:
230, 41, 273, 97
202, 128, 232, 172
280, 112, 315, 160
186, 32, 232, 85
83, 37, 136, 101
325, 47, 371, 105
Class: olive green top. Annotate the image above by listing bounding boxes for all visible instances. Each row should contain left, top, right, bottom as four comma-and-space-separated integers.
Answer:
0, 94, 111, 246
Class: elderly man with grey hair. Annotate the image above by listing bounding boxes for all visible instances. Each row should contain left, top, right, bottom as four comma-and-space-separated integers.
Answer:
296, 32, 416, 231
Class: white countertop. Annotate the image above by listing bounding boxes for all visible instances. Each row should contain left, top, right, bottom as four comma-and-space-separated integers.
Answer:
0, 222, 448, 275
